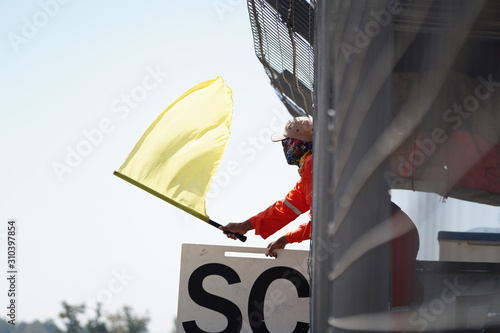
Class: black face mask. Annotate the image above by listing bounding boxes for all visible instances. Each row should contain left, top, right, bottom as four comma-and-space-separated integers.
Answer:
282, 138, 312, 166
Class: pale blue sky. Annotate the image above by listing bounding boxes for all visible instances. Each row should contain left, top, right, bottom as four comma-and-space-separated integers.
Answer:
0, 1, 309, 332
1, 1, 499, 333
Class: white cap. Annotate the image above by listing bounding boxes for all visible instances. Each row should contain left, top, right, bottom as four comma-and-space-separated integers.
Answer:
271, 116, 313, 142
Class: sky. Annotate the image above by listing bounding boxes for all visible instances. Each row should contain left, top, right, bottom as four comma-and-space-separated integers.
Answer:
0, 1, 310, 332
1, 1, 499, 333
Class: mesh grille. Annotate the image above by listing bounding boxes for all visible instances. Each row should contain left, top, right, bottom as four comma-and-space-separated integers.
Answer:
247, 0, 315, 117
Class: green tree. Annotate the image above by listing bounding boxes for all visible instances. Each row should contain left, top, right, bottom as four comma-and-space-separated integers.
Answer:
15, 323, 27, 333
86, 303, 107, 333
106, 313, 125, 333
106, 306, 149, 333
0, 318, 16, 333
123, 306, 148, 333
58, 302, 85, 333
18, 320, 49, 333
0, 303, 150, 333
42, 320, 59, 333
0, 319, 61, 333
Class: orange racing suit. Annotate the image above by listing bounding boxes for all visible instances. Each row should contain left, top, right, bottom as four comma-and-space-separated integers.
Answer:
248, 152, 419, 307
249, 153, 312, 243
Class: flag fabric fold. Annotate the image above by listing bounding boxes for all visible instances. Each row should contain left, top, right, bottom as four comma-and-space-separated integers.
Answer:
114, 76, 233, 222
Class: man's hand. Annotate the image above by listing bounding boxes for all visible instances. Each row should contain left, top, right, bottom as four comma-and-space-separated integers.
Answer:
219, 220, 253, 240
266, 235, 289, 258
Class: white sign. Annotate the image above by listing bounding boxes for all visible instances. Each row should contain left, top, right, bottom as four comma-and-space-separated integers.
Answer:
177, 244, 311, 333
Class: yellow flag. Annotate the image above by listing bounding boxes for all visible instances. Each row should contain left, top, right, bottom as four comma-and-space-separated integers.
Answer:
114, 77, 233, 222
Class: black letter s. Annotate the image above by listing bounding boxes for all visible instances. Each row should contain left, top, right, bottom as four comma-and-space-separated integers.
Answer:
182, 263, 242, 333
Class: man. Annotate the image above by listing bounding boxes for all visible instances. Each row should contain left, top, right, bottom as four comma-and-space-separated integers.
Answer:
221, 116, 421, 307
220, 116, 313, 258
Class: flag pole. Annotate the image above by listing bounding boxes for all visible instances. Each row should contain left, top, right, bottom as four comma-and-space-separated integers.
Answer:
208, 219, 247, 242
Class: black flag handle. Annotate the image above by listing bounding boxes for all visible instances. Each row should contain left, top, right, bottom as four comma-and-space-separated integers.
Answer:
209, 219, 247, 242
